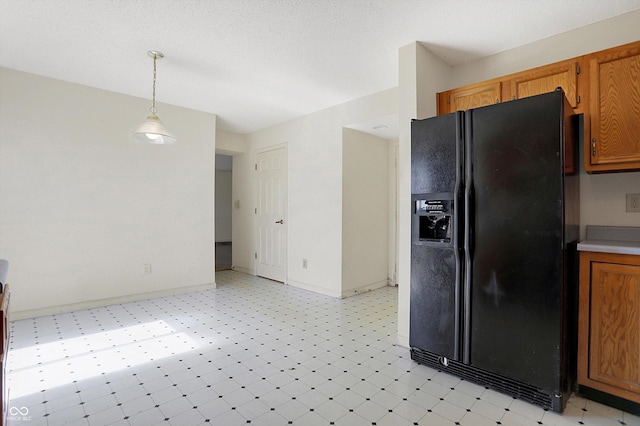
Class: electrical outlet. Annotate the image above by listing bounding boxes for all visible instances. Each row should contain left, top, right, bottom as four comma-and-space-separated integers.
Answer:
144, 264, 152, 275
627, 193, 640, 213
302, 259, 308, 269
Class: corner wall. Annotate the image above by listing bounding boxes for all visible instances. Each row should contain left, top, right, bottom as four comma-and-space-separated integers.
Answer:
342, 128, 389, 297
0, 68, 217, 318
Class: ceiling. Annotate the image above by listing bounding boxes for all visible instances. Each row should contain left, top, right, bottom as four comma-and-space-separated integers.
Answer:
1, 0, 639, 137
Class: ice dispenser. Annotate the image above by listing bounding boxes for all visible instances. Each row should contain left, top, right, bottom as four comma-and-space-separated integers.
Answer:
412, 197, 453, 244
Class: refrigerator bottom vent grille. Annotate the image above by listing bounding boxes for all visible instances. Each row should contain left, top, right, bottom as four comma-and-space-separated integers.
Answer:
411, 348, 559, 412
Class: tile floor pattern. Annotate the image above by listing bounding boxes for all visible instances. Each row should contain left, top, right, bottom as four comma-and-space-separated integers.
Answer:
6, 271, 639, 426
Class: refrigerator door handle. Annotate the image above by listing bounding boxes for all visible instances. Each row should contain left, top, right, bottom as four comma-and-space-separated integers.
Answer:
463, 111, 474, 364
453, 185, 463, 361
463, 182, 474, 364
453, 111, 465, 361
466, 184, 475, 258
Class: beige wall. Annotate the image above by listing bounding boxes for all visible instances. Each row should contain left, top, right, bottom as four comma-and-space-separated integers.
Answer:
0, 68, 217, 317
216, 128, 247, 155
342, 128, 390, 296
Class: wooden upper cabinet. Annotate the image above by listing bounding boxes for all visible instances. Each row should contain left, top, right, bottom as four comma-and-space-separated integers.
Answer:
437, 82, 501, 115
435, 41, 640, 173
509, 59, 581, 109
586, 41, 640, 172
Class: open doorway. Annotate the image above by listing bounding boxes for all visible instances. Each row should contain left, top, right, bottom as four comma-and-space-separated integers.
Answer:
215, 154, 233, 271
343, 115, 399, 288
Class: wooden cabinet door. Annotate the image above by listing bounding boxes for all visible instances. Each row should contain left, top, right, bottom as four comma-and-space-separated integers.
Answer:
437, 82, 501, 114
587, 259, 640, 402
588, 42, 640, 171
509, 59, 581, 108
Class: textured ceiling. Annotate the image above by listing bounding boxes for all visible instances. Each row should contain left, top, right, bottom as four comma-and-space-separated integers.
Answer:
1, 0, 639, 135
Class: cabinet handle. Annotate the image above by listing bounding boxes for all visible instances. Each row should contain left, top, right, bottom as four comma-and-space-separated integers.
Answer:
591, 138, 597, 157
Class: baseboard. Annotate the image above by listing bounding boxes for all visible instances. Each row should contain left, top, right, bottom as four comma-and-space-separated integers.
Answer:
11, 282, 217, 321
230, 265, 254, 275
286, 279, 342, 298
397, 334, 410, 348
341, 280, 388, 299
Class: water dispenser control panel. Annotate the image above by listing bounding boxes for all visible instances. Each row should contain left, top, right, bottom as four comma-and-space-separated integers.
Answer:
416, 199, 449, 214
413, 198, 452, 244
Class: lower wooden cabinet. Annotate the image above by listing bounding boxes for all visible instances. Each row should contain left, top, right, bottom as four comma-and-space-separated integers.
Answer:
578, 251, 640, 413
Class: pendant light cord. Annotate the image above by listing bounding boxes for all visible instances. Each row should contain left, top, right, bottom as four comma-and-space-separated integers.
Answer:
151, 53, 157, 115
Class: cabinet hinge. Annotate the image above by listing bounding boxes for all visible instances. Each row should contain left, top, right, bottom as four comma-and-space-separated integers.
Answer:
577, 95, 581, 104
447, 97, 451, 105
576, 64, 581, 75
591, 138, 597, 157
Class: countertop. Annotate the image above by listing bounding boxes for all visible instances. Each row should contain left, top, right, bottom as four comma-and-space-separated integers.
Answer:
577, 225, 640, 256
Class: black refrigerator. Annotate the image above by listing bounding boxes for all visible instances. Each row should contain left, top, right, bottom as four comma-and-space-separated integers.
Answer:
410, 89, 579, 413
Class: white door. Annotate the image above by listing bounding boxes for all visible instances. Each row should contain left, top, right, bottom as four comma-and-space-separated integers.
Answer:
256, 147, 287, 282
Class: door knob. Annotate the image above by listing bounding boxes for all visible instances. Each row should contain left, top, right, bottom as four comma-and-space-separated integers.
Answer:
275, 220, 284, 224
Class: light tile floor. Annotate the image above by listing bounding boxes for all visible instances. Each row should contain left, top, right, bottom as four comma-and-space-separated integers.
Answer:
6, 271, 639, 425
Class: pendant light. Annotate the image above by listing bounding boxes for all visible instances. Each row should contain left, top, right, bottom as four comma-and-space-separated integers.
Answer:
132, 50, 176, 144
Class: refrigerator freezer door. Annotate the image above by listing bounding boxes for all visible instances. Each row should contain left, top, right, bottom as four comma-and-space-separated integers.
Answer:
411, 112, 464, 196
410, 245, 458, 358
465, 91, 567, 392
410, 113, 464, 360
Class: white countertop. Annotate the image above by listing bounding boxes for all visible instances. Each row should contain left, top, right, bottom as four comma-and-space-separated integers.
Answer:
577, 240, 640, 256
578, 225, 640, 256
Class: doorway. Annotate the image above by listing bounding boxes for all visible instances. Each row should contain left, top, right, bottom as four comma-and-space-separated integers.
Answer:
215, 154, 233, 271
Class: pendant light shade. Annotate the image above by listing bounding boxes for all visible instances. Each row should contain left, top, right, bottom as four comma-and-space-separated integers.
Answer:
133, 51, 176, 144
133, 113, 176, 144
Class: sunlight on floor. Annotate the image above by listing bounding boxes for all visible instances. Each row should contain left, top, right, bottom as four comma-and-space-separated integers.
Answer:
8, 320, 199, 399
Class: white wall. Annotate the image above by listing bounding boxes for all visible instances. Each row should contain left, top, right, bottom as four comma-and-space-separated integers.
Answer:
396, 11, 640, 346
341, 128, 389, 296
388, 140, 399, 285
0, 68, 217, 318
216, 128, 247, 155
451, 11, 640, 89
230, 151, 254, 274
236, 89, 397, 297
